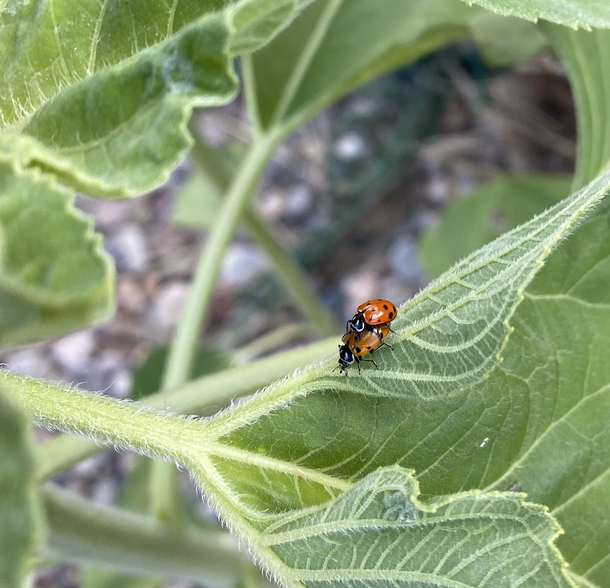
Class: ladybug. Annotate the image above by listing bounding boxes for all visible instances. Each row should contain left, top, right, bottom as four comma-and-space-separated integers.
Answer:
346, 299, 397, 338
336, 324, 392, 375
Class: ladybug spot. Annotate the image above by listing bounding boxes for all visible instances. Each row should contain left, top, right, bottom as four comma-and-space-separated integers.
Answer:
355, 347, 361, 353
383, 304, 388, 310
367, 346, 371, 350
389, 312, 394, 319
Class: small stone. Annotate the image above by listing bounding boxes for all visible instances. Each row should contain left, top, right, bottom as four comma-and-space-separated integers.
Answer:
109, 369, 133, 399
52, 331, 96, 373
351, 96, 378, 117
92, 478, 116, 506
106, 224, 149, 272
82, 350, 130, 395
220, 243, 269, 287
282, 185, 313, 222
427, 178, 450, 204
76, 196, 137, 229
152, 281, 190, 330
343, 268, 380, 316
118, 277, 147, 315
388, 236, 424, 283
409, 209, 438, 237
71, 453, 107, 477
259, 189, 286, 222
333, 133, 369, 160
5, 349, 52, 379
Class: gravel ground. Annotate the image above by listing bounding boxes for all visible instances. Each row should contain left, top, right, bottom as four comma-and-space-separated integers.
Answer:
7, 43, 576, 588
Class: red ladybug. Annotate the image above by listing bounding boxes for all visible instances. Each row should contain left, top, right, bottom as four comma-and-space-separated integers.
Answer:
336, 324, 392, 375
346, 299, 397, 336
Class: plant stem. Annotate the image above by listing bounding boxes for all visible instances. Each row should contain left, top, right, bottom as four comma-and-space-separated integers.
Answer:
29, 336, 337, 480
268, 0, 343, 126
9, 372, 205, 464
149, 460, 184, 531
151, 129, 281, 527
241, 54, 262, 137
232, 322, 313, 364
163, 130, 281, 389
151, 116, 337, 524
189, 123, 339, 336
42, 484, 249, 587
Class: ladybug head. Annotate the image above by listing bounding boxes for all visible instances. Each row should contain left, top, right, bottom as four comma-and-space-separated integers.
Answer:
337, 344, 354, 374
350, 312, 365, 333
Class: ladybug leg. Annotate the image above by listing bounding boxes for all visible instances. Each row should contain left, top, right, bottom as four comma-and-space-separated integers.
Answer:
378, 341, 393, 351
361, 358, 379, 370
389, 326, 396, 334
355, 356, 362, 375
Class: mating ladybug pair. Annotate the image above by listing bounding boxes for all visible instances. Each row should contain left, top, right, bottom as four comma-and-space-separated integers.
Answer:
336, 299, 397, 375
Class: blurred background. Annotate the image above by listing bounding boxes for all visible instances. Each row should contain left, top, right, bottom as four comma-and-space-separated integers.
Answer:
19, 39, 575, 588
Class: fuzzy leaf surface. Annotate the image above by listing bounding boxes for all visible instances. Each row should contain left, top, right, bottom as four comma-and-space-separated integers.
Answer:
458, 0, 610, 29
0, 0, 312, 198
187, 170, 610, 587
237, 467, 571, 588
0, 159, 113, 348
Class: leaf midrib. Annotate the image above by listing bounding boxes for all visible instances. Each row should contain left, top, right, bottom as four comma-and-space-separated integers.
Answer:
280, 567, 524, 587
204, 441, 352, 492
263, 514, 534, 546
268, 0, 344, 127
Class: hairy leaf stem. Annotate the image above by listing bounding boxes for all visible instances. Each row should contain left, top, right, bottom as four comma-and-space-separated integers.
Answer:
29, 336, 336, 480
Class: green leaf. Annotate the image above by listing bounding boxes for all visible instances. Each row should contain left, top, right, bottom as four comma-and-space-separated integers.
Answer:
457, 0, 610, 29
185, 170, 610, 586
0, 158, 114, 348
0, 390, 41, 588
247, 0, 546, 133
12, 154, 610, 585
495, 208, 610, 587
468, 11, 548, 67
540, 24, 610, 190
0, 0, 313, 198
419, 174, 572, 278
246, 467, 571, 588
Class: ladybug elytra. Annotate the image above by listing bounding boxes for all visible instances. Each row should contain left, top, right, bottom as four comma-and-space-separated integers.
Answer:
346, 299, 397, 336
